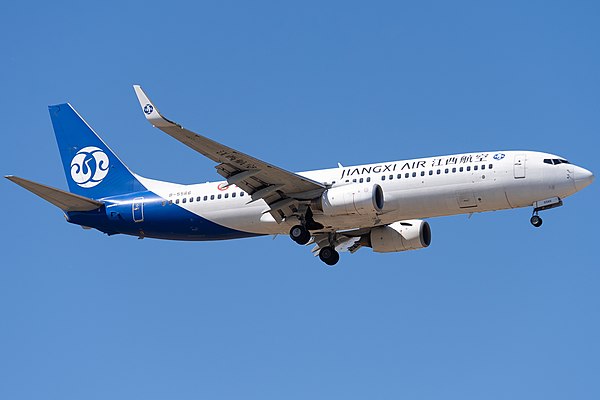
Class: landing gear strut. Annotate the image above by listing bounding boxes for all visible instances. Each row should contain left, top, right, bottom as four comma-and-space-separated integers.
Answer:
319, 246, 340, 266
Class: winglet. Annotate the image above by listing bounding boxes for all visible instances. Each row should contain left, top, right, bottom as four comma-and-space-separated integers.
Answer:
133, 85, 175, 128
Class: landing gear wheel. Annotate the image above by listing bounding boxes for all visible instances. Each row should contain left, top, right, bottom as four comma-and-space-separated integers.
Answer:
290, 225, 311, 245
319, 246, 340, 266
530, 215, 543, 228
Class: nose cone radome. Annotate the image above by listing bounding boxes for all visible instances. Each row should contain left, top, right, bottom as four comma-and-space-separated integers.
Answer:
574, 166, 594, 191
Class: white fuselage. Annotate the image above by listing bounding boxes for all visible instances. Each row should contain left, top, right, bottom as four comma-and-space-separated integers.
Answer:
133, 150, 590, 236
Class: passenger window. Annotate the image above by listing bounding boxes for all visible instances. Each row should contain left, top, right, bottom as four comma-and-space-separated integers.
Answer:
197, 197, 201, 202
489, 164, 493, 169
359, 178, 364, 183
218, 194, 222, 199
389, 174, 393, 180
240, 192, 245, 197
381, 176, 386, 181
210, 195, 215, 200
481, 165, 485, 170
459, 167, 463, 172
445, 168, 449, 173
168, 200, 173, 205
452, 168, 456, 173
203, 196, 208, 201
366, 177, 371, 182
190, 197, 194, 202
161, 201, 166, 206
421, 171, 425, 177
232, 192, 236, 198
225, 193, 229, 198
182, 198, 186, 203
467, 166, 471, 171
429, 170, 433, 175
176, 199, 180, 204
353, 179, 357, 183
405, 173, 409, 178
474, 165, 478, 171
437, 169, 441, 175
412, 172, 417, 177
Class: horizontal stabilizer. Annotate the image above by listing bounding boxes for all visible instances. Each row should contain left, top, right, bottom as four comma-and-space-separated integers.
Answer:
5, 176, 104, 212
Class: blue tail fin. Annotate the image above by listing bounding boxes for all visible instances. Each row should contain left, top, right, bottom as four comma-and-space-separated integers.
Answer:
49, 103, 144, 199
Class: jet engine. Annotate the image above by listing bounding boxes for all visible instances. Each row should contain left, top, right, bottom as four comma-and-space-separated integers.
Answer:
369, 220, 431, 253
315, 184, 384, 217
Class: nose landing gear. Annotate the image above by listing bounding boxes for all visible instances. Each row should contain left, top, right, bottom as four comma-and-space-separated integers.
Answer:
530, 196, 563, 228
530, 214, 543, 228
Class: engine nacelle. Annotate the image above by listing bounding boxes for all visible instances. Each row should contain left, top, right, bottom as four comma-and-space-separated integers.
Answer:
318, 184, 384, 217
369, 220, 431, 253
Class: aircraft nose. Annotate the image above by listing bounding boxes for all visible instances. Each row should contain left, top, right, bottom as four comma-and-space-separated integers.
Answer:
574, 165, 594, 191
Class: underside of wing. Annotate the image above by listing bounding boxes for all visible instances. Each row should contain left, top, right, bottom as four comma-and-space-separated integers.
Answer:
133, 85, 325, 222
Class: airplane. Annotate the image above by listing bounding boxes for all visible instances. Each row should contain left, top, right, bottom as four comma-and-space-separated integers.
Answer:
6, 86, 594, 266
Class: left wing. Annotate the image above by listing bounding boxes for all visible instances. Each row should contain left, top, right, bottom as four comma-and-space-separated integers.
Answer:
133, 85, 326, 222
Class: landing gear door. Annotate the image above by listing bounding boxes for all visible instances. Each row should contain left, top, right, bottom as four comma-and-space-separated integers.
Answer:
514, 154, 526, 179
133, 197, 144, 222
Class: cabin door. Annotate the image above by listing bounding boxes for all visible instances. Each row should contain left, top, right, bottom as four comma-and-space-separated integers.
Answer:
514, 154, 526, 179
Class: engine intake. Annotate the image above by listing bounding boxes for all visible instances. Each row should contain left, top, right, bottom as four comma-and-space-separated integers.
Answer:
369, 220, 431, 253
317, 184, 384, 217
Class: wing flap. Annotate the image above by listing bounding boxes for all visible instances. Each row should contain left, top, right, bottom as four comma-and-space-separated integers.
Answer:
6, 176, 104, 212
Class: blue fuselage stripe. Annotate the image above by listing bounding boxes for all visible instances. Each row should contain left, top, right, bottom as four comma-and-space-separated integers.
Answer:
66, 191, 261, 241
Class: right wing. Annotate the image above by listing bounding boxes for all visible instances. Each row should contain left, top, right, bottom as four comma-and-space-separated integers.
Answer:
5, 176, 104, 212
133, 85, 326, 222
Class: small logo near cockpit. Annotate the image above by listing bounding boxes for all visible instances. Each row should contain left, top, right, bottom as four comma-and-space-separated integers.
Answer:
493, 153, 506, 160
143, 104, 154, 115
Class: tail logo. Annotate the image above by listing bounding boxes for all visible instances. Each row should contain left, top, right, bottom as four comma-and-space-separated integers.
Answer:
144, 104, 154, 115
70, 146, 110, 188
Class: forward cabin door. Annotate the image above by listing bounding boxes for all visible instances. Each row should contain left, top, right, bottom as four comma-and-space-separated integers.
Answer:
513, 154, 526, 179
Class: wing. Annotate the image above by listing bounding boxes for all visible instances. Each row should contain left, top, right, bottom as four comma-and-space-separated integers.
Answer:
133, 85, 325, 222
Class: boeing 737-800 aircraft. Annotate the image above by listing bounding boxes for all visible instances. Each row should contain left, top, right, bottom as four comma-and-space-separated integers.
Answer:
6, 86, 594, 265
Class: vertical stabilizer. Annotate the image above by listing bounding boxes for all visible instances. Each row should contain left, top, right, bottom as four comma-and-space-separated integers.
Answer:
49, 103, 144, 199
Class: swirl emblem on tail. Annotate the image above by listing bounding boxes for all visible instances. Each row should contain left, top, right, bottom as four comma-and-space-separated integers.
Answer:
70, 146, 110, 188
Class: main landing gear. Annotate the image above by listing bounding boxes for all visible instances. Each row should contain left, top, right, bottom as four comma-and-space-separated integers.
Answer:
289, 207, 323, 245
290, 225, 311, 245
318, 246, 340, 266
530, 196, 563, 228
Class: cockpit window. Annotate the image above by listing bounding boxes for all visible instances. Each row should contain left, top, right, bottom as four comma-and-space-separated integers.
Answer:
544, 158, 571, 165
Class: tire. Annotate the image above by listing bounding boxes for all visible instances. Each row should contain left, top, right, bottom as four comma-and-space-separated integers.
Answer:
319, 246, 340, 266
530, 215, 543, 227
290, 225, 310, 245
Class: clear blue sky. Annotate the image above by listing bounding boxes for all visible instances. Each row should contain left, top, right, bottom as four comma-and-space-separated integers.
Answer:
1, 1, 598, 399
